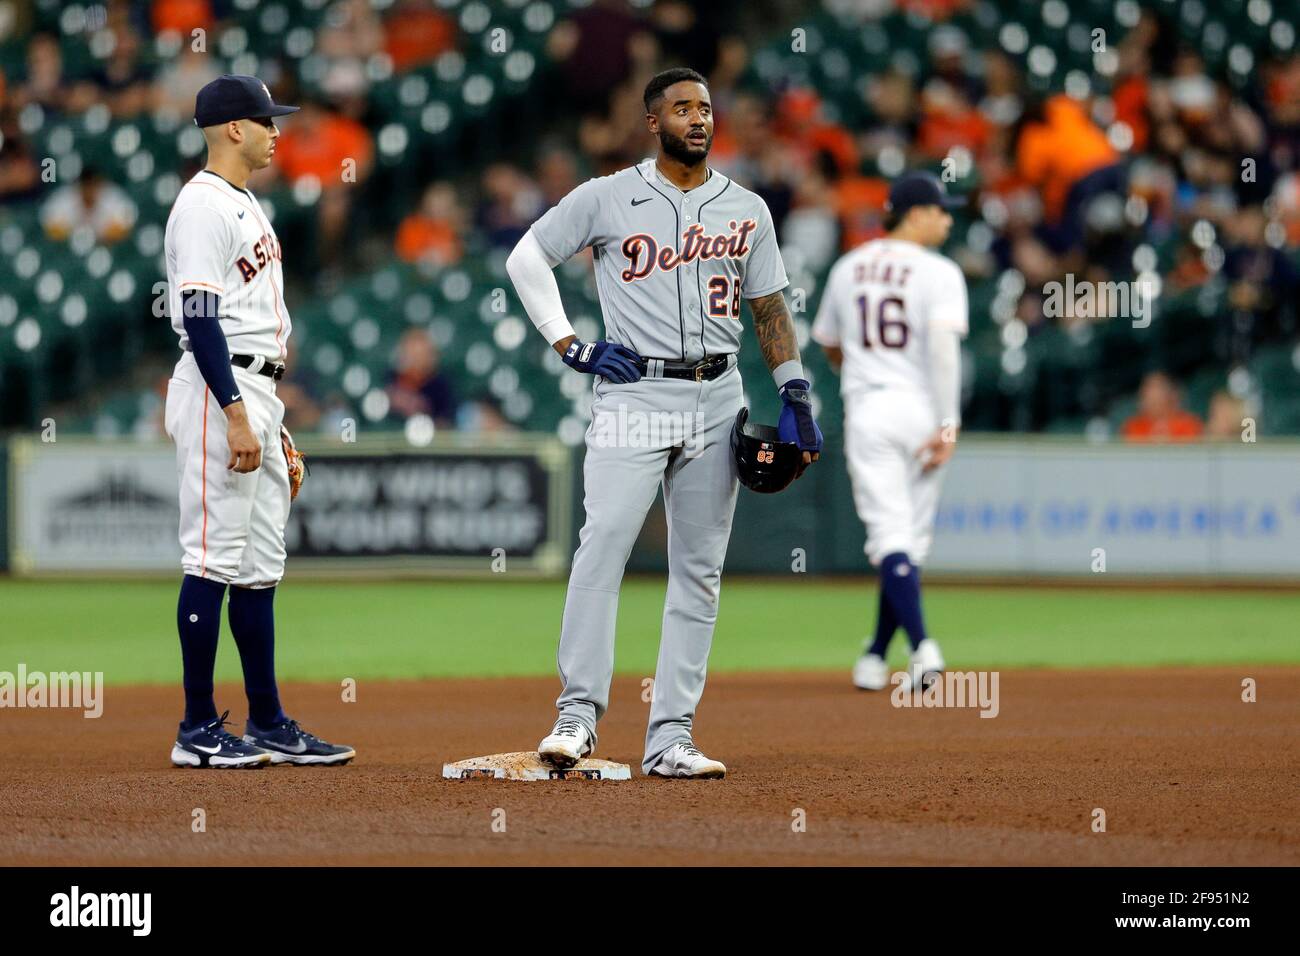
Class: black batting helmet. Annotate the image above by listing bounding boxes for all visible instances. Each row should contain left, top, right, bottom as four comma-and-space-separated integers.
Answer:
731, 407, 802, 494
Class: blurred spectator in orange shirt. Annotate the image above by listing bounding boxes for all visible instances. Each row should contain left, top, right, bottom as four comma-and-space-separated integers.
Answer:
834, 173, 889, 251
1016, 94, 1123, 252
916, 78, 990, 159
902, 0, 971, 19
273, 101, 374, 269
384, 0, 456, 73
152, 0, 213, 35
273, 101, 374, 186
772, 88, 857, 178
396, 182, 465, 266
1112, 73, 1150, 155
1121, 372, 1204, 443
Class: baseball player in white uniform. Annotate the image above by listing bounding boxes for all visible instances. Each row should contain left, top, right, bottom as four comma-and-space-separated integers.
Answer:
812, 172, 968, 692
163, 75, 353, 768
506, 68, 822, 778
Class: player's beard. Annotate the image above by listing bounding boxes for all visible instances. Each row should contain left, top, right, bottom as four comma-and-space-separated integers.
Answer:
244, 143, 272, 170
659, 128, 711, 166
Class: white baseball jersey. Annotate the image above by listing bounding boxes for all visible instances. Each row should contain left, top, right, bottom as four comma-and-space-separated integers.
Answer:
165, 169, 291, 361
811, 237, 967, 407
813, 237, 968, 567
163, 168, 292, 587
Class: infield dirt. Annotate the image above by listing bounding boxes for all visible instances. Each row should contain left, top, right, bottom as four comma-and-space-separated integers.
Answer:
2, 668, 1297, 866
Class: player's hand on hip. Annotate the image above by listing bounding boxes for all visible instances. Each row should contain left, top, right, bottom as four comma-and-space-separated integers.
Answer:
562, 339, 645, 384
777, 379, 823, 477
223, 402, 263, 473
918, 427, 957, 473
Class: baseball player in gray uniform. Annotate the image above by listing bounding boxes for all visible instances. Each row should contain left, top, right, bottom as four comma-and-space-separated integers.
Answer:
506, 68, 822, 778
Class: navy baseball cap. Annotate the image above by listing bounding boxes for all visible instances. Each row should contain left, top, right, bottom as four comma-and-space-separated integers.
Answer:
886, 171, 966, 217
194, 74, 299, 127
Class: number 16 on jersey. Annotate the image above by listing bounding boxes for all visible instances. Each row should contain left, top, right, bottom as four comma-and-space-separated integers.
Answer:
858, 294, 909, 349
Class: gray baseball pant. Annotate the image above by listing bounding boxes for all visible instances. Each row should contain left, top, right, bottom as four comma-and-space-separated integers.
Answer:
554, 363, 743, 773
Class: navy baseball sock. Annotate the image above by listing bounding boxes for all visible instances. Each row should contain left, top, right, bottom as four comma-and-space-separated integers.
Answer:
227, 585, 285, 728
879, 551, 928, 651
867, 583, 899, 658
177, 574, 225, 728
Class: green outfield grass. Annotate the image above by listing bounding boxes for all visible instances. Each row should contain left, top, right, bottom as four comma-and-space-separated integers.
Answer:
1, 578, 1297, 685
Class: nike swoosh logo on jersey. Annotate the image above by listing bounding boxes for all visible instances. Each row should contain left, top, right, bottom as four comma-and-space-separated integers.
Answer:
631, 197, 653, 206
237, 211, 245, 218
193, 742, 223, 754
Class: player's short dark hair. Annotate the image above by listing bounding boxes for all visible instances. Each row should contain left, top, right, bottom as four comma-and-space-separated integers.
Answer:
643, 68, 708, 115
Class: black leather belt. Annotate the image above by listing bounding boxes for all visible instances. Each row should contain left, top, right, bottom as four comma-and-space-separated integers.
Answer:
650, 354, 733, 382
231, 354, 286, 380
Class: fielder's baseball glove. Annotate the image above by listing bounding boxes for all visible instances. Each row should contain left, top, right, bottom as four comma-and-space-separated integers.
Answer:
280, 424, 306, 501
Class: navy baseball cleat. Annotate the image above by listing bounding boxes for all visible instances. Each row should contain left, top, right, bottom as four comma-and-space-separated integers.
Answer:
242, 717, 356, 766
171, 710, 273, 769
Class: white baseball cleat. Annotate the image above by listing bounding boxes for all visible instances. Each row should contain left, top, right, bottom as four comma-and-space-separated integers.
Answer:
538, 717, 593, 768
852, 652, 891, 691
908, 638, 945, 690
647, 742, 726, 779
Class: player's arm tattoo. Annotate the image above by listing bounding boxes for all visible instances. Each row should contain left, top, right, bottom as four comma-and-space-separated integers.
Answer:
748, 291, 801, 371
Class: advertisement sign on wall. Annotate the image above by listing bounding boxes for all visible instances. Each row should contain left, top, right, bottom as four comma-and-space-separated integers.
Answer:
8, 437, 571, 574
930, 442, 1300, 576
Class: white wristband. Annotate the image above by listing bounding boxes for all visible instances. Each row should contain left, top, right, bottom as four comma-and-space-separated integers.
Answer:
772, 360, 806, 389
536, 315, 577, 347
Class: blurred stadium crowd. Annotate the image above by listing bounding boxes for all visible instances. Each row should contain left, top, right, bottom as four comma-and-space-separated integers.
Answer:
1, 0, 1298, 443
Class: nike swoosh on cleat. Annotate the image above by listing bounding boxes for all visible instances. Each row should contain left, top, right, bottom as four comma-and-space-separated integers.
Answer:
270, 738, 310, 754
193, 742, 223, 754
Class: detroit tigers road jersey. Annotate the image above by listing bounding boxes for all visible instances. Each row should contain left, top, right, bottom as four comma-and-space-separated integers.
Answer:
165, 169, 292, 362
811, 237, 967, 404
530, 157, 788, 363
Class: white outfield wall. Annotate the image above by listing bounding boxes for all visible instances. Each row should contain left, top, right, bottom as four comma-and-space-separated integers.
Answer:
5, 435, 1300, 578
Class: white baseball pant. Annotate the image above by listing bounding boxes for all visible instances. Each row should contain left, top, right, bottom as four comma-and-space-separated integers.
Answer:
844, 388, 946, 566
164, 351, 290, 588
